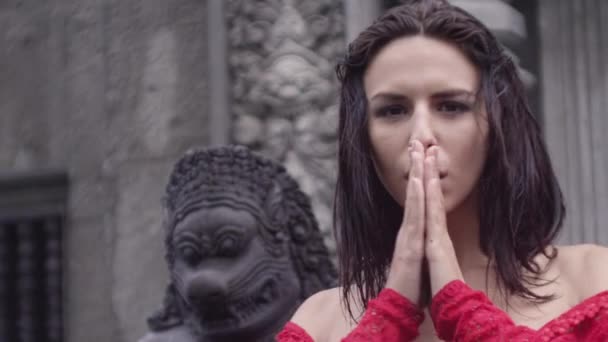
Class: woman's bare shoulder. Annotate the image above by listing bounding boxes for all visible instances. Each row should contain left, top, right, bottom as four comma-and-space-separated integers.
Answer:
289, 287, 344, 341
555, 244, 608, 298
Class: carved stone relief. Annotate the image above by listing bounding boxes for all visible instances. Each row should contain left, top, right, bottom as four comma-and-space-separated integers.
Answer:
226, 0, 345, 255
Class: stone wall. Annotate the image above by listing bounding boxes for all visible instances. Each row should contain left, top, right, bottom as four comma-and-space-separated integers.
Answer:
539, 0, 608, 245
0, 1, 211, 341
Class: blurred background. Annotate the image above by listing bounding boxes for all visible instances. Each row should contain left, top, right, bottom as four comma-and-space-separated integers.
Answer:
0, 0, 606, 341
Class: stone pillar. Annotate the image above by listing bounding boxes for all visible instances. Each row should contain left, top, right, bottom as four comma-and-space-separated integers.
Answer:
226, 0, 346, 255
344, 0, 382, 43
449, 0, 535, 88
208, 0, 231, 146
539, 0, 608, 245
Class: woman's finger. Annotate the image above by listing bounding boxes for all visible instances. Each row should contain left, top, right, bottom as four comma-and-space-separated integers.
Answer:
385, 140, 425, 301
401, 140, 425, 238
394, 140, 425, 261
424, 146, 447, 243
424, 146, 463, 294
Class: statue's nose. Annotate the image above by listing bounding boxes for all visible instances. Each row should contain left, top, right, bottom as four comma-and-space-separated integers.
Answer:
186, 272, 229, 304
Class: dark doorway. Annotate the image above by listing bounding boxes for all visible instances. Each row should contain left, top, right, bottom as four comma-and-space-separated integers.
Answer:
0, 172, 67, 342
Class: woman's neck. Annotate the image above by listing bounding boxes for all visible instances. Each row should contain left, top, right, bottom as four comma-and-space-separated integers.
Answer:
446, 193, 492, 282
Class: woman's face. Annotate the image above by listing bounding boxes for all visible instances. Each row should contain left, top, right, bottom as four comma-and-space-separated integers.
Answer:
364, 35, 489, 213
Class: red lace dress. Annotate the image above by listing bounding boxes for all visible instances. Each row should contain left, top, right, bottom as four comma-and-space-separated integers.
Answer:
276, 280, 608, 341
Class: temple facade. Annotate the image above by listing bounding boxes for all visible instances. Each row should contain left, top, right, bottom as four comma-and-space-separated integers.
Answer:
0, 0, 606, 341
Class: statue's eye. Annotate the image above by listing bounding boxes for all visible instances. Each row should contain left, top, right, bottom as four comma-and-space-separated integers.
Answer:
178, 246, 202, 266
217, 234, 241, 257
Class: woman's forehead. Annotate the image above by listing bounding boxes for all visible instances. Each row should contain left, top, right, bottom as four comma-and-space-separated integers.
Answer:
363, 35, 480, 98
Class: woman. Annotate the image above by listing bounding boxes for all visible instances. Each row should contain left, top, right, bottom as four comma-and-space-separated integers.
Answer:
277, 0, 608, 341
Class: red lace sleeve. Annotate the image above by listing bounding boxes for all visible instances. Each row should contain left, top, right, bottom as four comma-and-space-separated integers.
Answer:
276, 288, 424, 342
535, 289, 608, 341
430, 280, 536, 341
276, 322, 314, 342
430, 280, 608, 341
342, 288, 424, 341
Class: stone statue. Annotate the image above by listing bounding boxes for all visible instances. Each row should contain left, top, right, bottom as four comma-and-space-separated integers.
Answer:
139, 145, 337, 342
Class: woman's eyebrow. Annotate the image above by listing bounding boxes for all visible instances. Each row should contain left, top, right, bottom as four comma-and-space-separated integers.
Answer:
432, 89, 475, 99
369, 92, 408, 102
369, 89, 475, 102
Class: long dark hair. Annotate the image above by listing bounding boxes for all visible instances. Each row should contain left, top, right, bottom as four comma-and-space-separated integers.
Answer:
334, 0, 565, 318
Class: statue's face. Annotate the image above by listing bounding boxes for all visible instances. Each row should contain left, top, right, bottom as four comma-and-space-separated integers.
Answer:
171, 204, 301, 341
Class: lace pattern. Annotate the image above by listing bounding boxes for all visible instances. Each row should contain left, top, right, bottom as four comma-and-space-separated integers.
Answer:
431, 280, 608, 342
277, 281, 608, 341
276, 322, 314, 342
342, 288, 424, 341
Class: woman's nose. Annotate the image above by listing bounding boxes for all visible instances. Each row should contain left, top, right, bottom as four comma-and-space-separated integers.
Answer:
409, 112, 437, 150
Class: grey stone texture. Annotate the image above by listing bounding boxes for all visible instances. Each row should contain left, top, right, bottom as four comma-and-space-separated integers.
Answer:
344, 0, 381, 43
450, 0, 536, 87
539, 0, 608, 246
0, 0, 211, 341
226, 0, 345, 257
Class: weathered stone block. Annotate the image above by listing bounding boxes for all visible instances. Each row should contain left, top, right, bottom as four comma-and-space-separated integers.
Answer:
112, 159, 172, 342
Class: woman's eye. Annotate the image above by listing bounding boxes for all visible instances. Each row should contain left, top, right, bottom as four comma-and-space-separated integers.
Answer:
377, 105, 408, 117
437, 101, 470, 114
179, 246, 202, 266
217, 235, 241, 257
